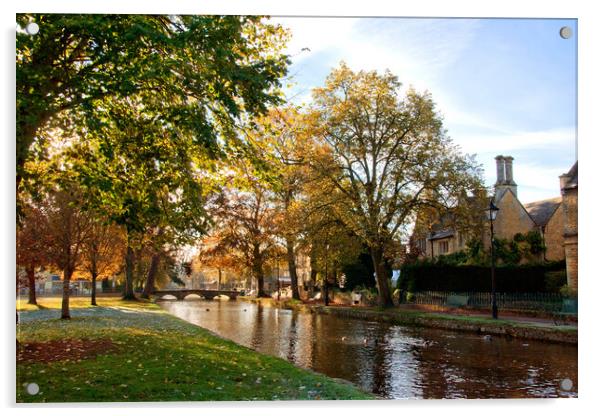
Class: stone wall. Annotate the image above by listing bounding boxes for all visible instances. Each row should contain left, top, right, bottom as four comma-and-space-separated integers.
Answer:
562, 187, 578, 291
543, 206, 565, 261
485, 190, 535, 249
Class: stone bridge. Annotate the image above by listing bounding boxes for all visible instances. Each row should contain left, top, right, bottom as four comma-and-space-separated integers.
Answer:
153, 289, 241, 300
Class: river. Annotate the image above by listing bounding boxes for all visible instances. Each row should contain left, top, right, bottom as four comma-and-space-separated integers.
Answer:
160, 299, 577, 399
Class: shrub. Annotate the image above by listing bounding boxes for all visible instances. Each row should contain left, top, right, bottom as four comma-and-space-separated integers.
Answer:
559, 284, 578, 299
544, 270, 567, 292
397, 260, 566, 293
341, 252, 376, 290
358, 287, 378, 305
456, 232, 547, 266
525, 230, 545, 255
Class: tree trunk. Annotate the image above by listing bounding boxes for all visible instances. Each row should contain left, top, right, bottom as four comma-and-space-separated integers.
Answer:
123, 242, 137, 300
309, 269, 317, 299
252, 244, 268, 297
308, 245, 320, 300
26, 265, 37, 305
322, 276, 329, 306
91, 272, 98, 306
254, 262, 267, 297
141, 253, 161, 299
370, 246, 394, 307
256, 272, 267, 297
61, 268, 74, 320
286, 237, 300, 300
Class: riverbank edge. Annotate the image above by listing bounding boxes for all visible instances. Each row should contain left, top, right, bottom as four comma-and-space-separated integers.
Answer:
243, 298, 577, 345
154, 302, 379, 399
16, 298, 375, 402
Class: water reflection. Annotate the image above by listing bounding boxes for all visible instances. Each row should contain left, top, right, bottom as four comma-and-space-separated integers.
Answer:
161, 300, 577, 399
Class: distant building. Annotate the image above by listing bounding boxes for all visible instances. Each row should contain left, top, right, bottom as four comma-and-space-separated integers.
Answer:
559, 162, 578, 291
29, 273, 103, 295
265, 253, 312, 296
412, 156, 577, 269
39, 274, 62, 294
489, 156, 564, 262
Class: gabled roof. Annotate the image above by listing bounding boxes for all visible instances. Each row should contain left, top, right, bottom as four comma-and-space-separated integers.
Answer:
493, 186, 514, 204
427, 230, 454, 240
523, 197, 562, 227
494, 187, 538, 227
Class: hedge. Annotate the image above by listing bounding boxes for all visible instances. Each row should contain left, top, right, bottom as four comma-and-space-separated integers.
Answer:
397, 261, 566, 293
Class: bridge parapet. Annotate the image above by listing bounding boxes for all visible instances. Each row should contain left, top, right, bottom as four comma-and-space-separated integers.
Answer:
153, 289, 240, 300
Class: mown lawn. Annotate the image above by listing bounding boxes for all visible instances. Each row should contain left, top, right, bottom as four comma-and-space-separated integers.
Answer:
16, 298, 374, 402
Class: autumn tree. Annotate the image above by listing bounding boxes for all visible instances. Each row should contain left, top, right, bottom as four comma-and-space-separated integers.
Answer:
296, 167, 364, 303
197, 235, 246, 291
16, 14, 290, 203
245, 108, 311, 300
81, 219, 125, 305
307, 63, 483, 307
16, 204, 49, 305
201, 164, 279, 297
43, 189, 93, 319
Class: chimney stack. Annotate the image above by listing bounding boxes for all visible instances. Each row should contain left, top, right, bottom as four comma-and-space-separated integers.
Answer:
495, 155, 505, 185
504, 156, 516, 185
559, 173, 570, 191
494, 155, 518, 200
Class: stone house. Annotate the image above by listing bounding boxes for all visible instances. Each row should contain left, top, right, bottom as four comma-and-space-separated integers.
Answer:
559, 162, 578, 291
413, 156, 576, 267
25, 273, 104, 296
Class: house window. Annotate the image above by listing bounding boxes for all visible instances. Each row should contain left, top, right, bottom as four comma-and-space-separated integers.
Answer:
438, 240, 449, 254
418, 238, 426, 253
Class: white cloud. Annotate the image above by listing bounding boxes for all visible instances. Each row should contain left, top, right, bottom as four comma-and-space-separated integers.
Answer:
455, 127, 576, 155
276, 17, 483, 110
512, 163, 569, 204
344, 19, 481, 88
273, 17, 359, 60
275, 17, 481, 92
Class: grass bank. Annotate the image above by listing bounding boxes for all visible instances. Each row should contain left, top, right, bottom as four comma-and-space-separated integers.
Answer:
16, 298, 373, 402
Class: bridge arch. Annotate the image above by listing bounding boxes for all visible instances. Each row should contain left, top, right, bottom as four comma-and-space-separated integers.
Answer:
159, 294, 178, 300
183, 293, 202, 300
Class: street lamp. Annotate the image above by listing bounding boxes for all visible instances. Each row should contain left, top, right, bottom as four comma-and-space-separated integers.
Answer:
485, 199, 500, 319
324, 243, 330, 306
276, 258, 281, 302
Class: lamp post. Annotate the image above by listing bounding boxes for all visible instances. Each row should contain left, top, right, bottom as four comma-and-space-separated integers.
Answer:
324, 243, 330, 306
486, 199, 500, 319
276, 258, 281, 301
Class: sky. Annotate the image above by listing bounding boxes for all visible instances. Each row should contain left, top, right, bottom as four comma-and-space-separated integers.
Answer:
273, 17, 577, 204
